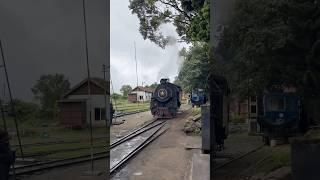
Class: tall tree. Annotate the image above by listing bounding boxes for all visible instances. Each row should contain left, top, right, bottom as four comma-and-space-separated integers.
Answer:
31, 74, 70, 118
120, 85, 133, 97
177, 42, 209, 92
148, 82, 159, 89
218, 0, 320, 98
129, 0, 209, 48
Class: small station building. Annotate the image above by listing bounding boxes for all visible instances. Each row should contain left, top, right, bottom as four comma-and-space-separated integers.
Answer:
128, 86, 154, 103
57, 77, 109, 128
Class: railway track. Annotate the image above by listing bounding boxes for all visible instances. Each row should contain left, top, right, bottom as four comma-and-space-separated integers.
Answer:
11, 119, 167, 176
110, 119, 168, 174
11, 109, 149, 149
213, 145, 265, 171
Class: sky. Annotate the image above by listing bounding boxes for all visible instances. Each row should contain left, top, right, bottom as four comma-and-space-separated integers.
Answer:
110, 0, 187, 93
0, 0, 186, 102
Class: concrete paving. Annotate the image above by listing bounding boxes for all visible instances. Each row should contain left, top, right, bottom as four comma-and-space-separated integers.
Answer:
190, 152, 210, 180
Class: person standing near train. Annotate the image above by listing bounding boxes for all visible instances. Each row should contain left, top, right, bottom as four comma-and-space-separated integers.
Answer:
0, 130, 15, 180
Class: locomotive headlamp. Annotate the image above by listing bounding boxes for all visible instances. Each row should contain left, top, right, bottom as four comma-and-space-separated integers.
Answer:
158, 89, 167, 98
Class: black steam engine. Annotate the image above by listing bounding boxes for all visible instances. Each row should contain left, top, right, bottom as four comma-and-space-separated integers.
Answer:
150, 78, 182, 118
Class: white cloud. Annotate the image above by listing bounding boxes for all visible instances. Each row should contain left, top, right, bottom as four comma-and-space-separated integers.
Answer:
110, 0, 188, 93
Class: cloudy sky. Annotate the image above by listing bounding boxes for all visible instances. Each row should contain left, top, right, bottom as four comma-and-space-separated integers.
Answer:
0, 0, 186, 102
110, 0, 187, 93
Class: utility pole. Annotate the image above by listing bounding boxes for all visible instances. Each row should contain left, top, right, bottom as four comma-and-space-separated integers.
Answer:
110, 77, 118, 123
0, 98, 7, 131
102, 64, 108, 128
0, 40, 24, 159
134, 41, 140, 105
81, 0, 97, 175
134, 41, 138, 87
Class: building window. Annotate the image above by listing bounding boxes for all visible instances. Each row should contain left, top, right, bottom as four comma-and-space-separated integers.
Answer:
95, 108, 101, 120
251, 105, 257, 114
139, 96, 143, 100
94, 108, 106, 121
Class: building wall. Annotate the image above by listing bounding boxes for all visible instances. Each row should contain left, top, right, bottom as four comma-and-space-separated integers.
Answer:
68, 94, 107, 127
128, 93, 137, 103
130, 91, 152, 102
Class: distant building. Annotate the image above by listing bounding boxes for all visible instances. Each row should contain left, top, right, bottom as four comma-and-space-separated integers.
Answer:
57, 77, 109, 128
128, 86, 154, 103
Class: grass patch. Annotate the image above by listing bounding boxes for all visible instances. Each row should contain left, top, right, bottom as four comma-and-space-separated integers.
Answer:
113, 99, 149, 113
252, 145, 291, 175
192, 107, 201, 116
230, 115, 247, 124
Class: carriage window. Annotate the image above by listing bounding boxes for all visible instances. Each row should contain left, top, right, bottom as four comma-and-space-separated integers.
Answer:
266, 96, 285, 111
286, 97, 297, 112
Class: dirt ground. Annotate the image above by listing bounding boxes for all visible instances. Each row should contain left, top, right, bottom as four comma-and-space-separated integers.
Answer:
110, 111, 155, 142
111, 105, 194, 180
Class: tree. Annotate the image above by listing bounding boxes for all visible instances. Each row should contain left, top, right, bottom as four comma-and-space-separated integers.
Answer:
6, 99, 40, 121
31, 74, 70, 119
120, 85, 132, 97
177, 42, 209, 92
129, 0, 209, 48
111, 93, 123, 100
218, 0, 320, 98
147, 82, 159, 89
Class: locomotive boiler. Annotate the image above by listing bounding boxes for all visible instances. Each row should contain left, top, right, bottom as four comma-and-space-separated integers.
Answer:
150, 78, 182, 118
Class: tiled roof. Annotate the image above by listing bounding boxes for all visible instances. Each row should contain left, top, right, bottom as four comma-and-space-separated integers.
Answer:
132, 86, 155, 93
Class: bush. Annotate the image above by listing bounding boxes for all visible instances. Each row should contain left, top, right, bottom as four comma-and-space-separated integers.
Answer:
6, 99, 40, 121
230, 115, 246, 124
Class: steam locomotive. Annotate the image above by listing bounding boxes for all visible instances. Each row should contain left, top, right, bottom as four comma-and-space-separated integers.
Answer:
150, 78, 182, 118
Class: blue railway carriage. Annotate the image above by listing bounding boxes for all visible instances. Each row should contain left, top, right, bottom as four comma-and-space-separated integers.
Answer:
191, 89, 207, 107
258, 92, 309, 142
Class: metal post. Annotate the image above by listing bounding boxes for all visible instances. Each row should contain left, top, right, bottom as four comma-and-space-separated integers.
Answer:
81, 0, 94, 173
102, 64, 108, 128
0, 40, 24, 159
110, 78, 117, 124
0, 98, 7, 132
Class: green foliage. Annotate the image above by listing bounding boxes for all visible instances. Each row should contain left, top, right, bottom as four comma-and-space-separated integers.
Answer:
145, 82, 158, 89
111, 93, 124, 100
120, 85, 133, 97
177, 42, 210, 92
230, 115, 246, 124
31, 74, 70, 119
6, 99, 40, 121
129, 0, 209, 48
218, 0, 320, 97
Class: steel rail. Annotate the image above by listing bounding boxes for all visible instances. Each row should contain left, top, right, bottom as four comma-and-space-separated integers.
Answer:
11, 120, 165, 175
213, 145, 264, 171
110, 123, 168, 174
111, 120, 165, 148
